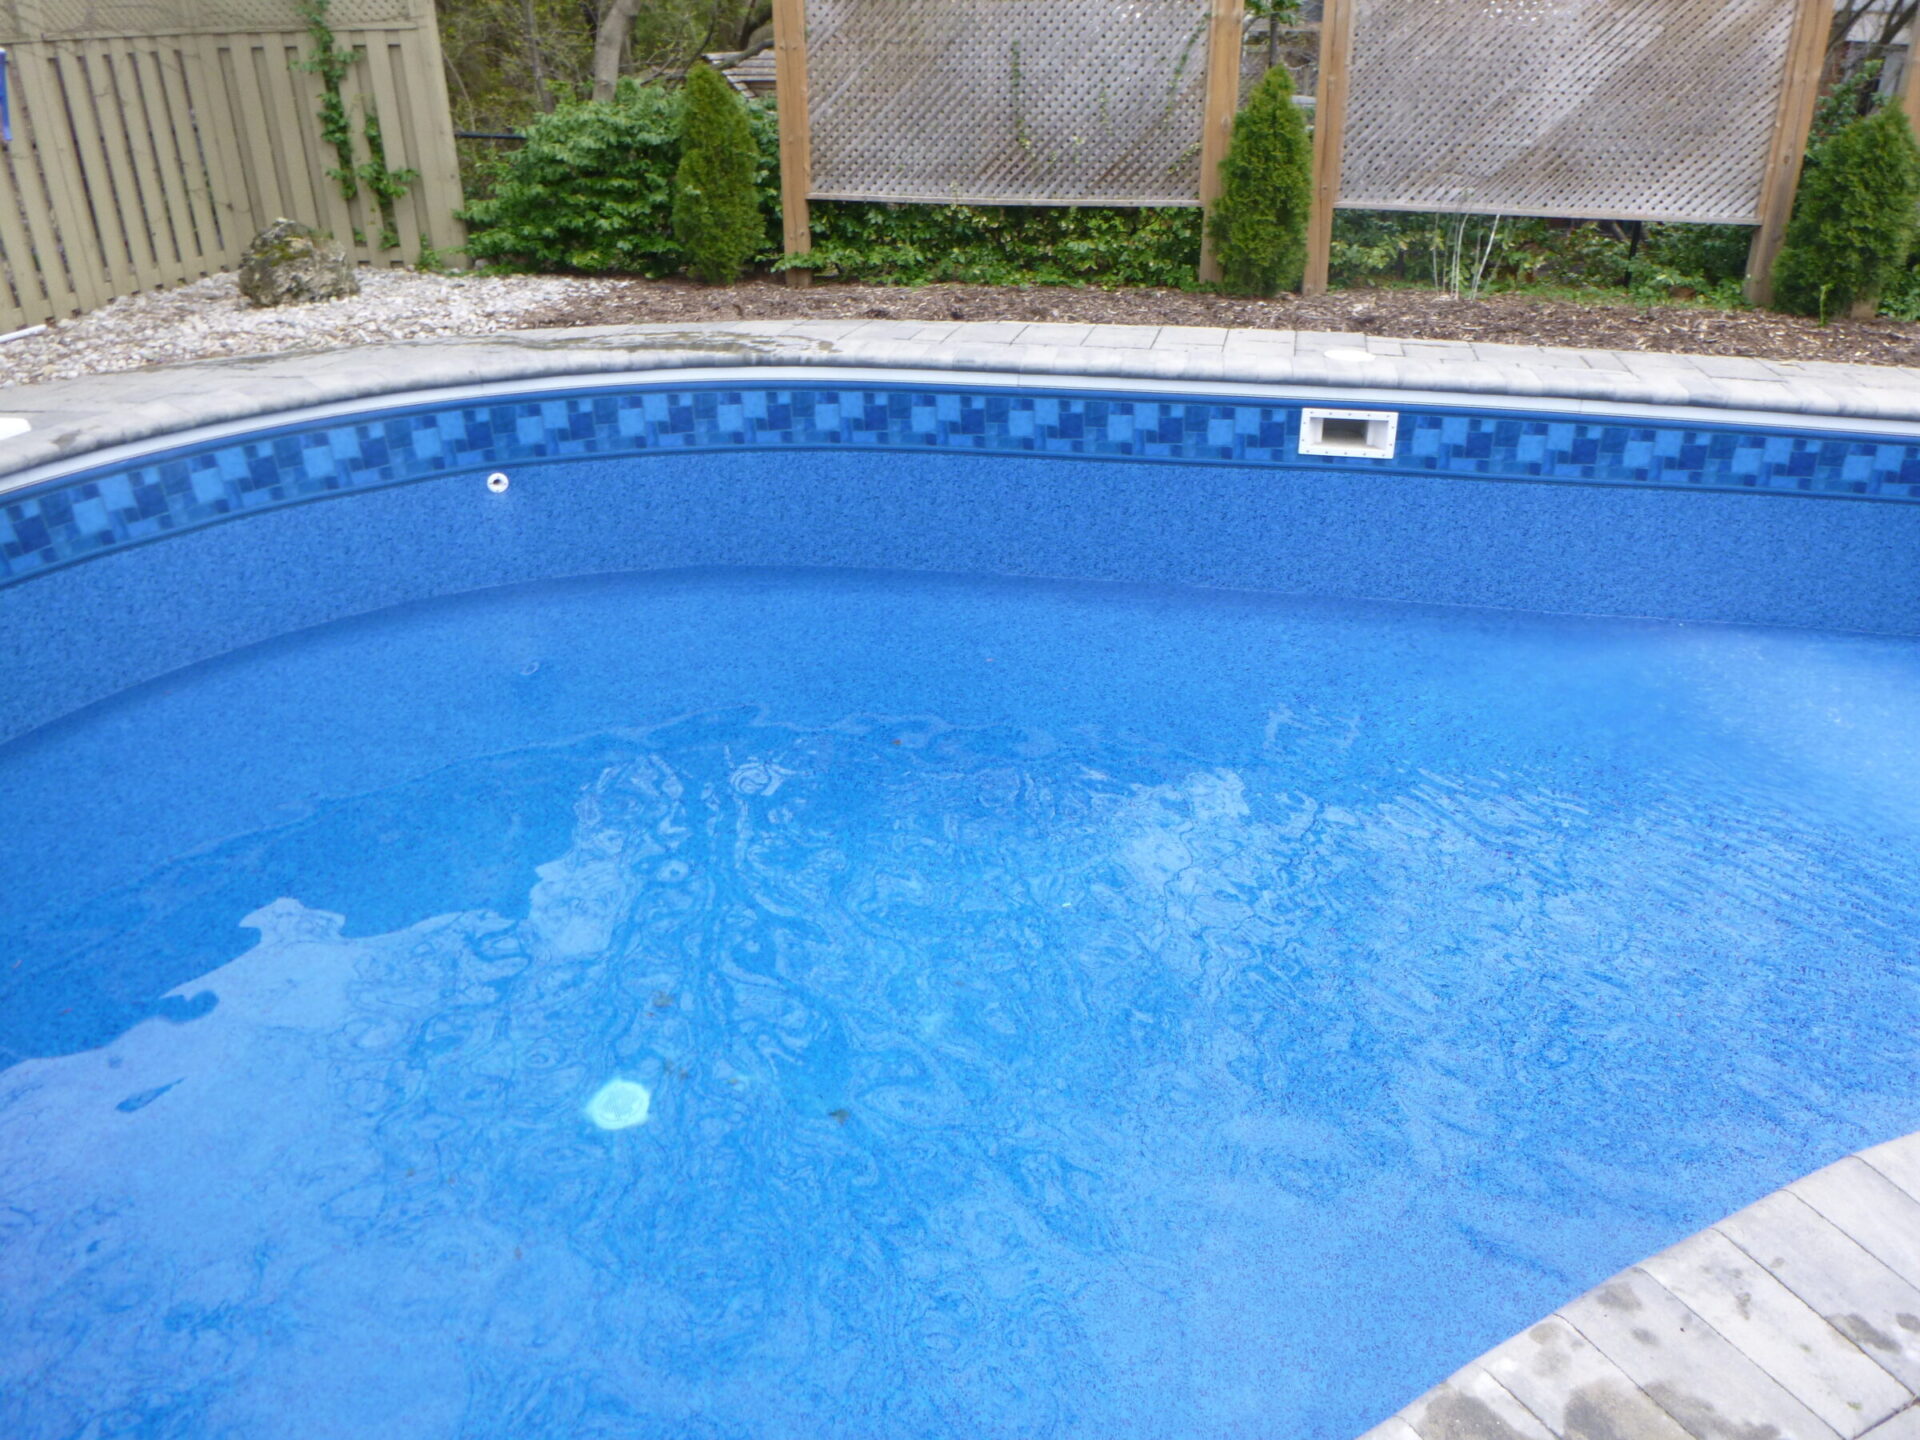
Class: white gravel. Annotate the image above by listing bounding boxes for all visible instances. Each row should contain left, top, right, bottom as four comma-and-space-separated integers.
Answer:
0, 269, 619, 388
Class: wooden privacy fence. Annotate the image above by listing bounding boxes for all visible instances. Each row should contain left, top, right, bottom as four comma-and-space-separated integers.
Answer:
0, 0, 463, 333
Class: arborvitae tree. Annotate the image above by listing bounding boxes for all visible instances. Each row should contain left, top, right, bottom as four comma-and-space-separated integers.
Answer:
672, 62, 764, 283
1771, 103, 1920, 319
1207, 63, 1313, 295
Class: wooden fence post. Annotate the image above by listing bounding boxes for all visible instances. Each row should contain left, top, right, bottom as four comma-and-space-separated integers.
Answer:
773, 0, 811, 288
1904, 16, 1920, 138
1745, 0, 1829, 307
1196, 0, 1246, 283
403, 0, 470, 262
1304, 0, 1353, 297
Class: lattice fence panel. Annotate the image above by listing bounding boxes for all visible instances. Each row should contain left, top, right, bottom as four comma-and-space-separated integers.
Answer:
1339, 0, 1800, 223
806, 0, 1218, 206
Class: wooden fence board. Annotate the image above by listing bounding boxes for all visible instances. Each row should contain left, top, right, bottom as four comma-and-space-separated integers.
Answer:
0, 160, 47, 326
147, 45, 223, 268
389, 8, 465, 257
11, 47, 108, 311
265, 36, 327, 234
359, 33, 422, 260
240, 34, 295, 222
133, 44, 200, 267
1, 84, 80, 319
79, 40, 164, 288
284, 43, 363, 255
379, 35, 434, 252
180, 36, 251, 259
217, 38, 278, 231
104, 43, 185, 279
338, 43, 382, 259
49, 49, 144, 294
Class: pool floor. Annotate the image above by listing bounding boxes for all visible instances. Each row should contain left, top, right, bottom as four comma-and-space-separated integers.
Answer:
2, 569, 1918, 1440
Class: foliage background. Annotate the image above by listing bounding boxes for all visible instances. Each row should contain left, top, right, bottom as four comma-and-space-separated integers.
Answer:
444, 0, 1920, 316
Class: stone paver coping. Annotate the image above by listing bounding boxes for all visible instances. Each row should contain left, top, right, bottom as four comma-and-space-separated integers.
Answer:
1365, 1132, 1920, 1440
4, 319, 1920, 489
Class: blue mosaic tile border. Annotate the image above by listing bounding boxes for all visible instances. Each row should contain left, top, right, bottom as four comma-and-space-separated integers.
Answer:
6, 382, 1920, 586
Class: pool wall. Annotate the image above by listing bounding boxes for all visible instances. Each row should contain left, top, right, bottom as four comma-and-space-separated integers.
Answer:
4, 367, 1920, 743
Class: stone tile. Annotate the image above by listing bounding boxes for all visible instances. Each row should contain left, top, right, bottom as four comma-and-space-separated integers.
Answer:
1614, 351, 1710, 372
1862, 1136, 1920, 1204
1294, 329, 1375, 349
710, 319, 805, 337
1468, 342, 1561, 366
1151, 325, 1230, 346
1082, 324, 1161, 348
1157, 347, 1227, 380
1861, 1405, 1920, 1440
1015, 323, 1094, 346
845, 339, 950, 368
1794, 1161, 1920, 1292
1360, 1417, 1425, 1440
1525, 347, 1597, 369
1479, 1316, 1694, 1440
1564, 1270, 1842, 1440
1641, 1229, 1911, 1435
1710, 379, 1814, 413
1223, 327, 1295, 347
1005, 344, 1070, 374
781, 319, 868, 337
1405, 1365, 1558, 1440
936, 320, 1029, 344
1381, 339, 1461, 359
1527, 367, 1634, 397
844, 319, 942, 342
1690, 354, 1782, 381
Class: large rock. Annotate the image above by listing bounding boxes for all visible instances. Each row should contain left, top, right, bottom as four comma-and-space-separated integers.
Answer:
237, 219, 358, 307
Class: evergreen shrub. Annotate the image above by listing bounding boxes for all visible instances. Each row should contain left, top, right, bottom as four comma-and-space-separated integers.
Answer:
461, 79, 778, 276
1207, 63, 1313, 295
1771, 104, 1920, 319
673, 62, 766, 283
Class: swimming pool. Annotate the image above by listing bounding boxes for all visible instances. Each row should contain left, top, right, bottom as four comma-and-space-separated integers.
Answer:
3, 360, 1918, 1440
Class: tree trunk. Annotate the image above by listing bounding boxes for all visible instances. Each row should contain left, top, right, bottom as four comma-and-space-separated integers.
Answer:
593, 0, 645, 101
520, 0, 554, 112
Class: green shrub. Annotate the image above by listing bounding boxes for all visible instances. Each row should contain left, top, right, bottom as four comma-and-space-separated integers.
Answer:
461, 79, 779, 276
462, 76, 1200, 287
795, 203, 1202, 287
672, 62, 766, 283
1206, 63, 1313, 295
1772, 104, 1920, 318
1328, 211, 1751, 304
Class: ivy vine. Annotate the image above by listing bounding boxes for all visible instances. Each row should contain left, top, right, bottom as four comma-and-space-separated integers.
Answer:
294, 0, 419, 249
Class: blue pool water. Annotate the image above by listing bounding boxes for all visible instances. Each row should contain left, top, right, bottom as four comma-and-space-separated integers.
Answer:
3, 568, 1918, 1440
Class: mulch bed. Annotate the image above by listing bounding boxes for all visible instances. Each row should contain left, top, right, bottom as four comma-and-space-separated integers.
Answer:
528, 277, 1920, 369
